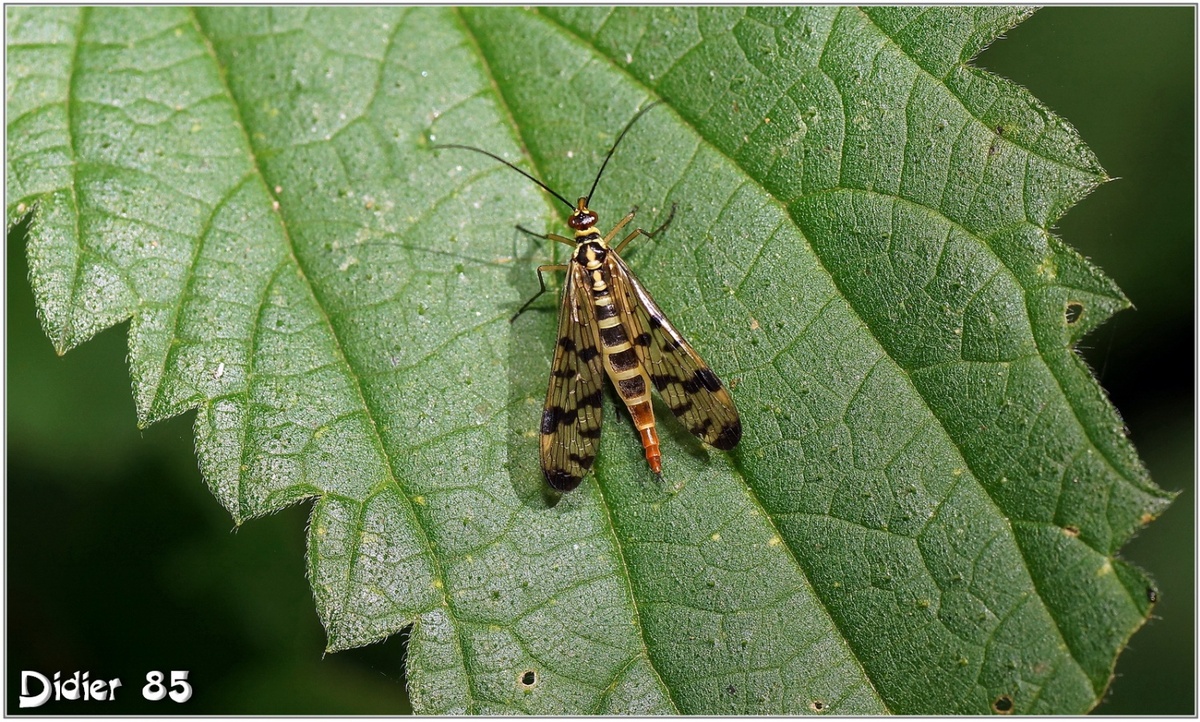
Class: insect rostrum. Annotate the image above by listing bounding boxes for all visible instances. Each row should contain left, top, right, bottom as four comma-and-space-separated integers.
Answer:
437, 101, 740, 491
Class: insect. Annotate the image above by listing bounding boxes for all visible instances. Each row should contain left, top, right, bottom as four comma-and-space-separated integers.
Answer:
437, 101, 740, 491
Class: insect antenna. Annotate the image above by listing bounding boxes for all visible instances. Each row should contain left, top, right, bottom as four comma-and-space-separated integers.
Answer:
586, 99, 664, 206
433, 143, 575, 210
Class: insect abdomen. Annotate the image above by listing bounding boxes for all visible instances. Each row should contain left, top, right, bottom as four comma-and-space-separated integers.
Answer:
589, 261, 662, 474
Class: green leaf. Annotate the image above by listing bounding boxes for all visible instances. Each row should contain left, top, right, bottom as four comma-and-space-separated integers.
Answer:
6, 6, 1173, 715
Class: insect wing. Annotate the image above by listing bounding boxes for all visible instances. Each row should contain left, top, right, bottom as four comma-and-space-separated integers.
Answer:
609, 253, 741, 450
539, 264, 606, 491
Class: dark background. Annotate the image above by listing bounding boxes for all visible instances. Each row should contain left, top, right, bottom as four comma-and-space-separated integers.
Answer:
7, 7, 1193, 714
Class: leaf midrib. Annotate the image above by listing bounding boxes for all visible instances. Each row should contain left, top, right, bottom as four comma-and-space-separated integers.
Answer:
187, 8, 479, 712
534, 4, 1105, 701
470, 6, 888, 711
23, 6, 1153, 712
452, 8, 682, 713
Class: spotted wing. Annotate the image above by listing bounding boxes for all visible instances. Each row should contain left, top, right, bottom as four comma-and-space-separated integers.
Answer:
609, 253, 741, 450
540, 263, 606, 492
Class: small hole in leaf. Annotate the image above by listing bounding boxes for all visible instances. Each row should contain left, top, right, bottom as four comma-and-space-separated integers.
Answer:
725, 685, 737, 696
520, 669, 537, 688
1065, 302, 1084, 325
810, 699, 827, 712
992, 694, 1014, 714
1147, 587, 1159, 603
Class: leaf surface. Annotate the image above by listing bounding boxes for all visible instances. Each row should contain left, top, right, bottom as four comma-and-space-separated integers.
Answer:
6, 6, 1172, 714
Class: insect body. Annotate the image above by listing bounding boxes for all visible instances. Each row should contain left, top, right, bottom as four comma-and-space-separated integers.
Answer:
438, 102, 740, 491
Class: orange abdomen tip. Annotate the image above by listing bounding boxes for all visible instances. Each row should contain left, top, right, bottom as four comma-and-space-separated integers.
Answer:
638, 426, 662, 475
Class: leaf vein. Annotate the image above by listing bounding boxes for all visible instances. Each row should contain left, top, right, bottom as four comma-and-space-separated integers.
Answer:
190, 8, 479, 710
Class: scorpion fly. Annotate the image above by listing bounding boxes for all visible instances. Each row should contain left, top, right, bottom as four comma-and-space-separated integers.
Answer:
436, 101, 741, 491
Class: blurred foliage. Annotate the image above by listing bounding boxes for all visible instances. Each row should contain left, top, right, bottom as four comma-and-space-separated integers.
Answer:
6, 6, 1192, 715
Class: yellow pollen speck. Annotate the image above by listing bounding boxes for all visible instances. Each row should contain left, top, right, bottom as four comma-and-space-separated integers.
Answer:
711, 533, 721, 541
952, 467, 964, 477
316, 525, 327, 536
433, 579, 443, 589
1097, 560, 1112, 576
768, 536, 782, 546
414, 496, 426, 505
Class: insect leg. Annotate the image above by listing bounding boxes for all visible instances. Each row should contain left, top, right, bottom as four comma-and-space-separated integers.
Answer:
511, 264, 568, 322
615, 202, 677, 254
516, 225, 575, 247
602, 207, 638, 245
